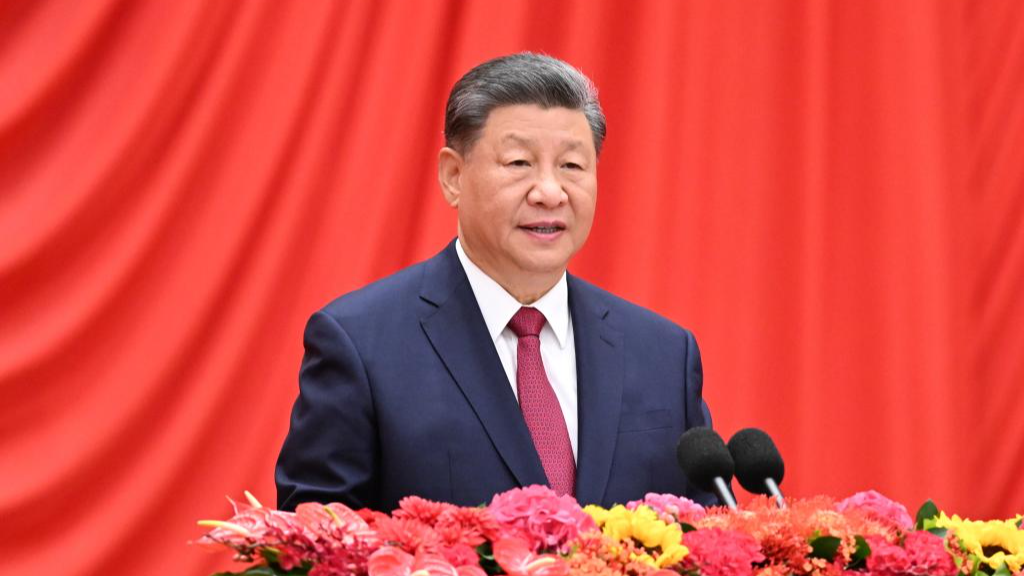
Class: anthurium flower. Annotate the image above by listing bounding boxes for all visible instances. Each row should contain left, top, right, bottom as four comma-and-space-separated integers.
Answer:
492, 537, 570, 576
368, 546, 485, 576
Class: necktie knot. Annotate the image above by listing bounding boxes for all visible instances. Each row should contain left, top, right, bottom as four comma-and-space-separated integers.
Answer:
509, 307, 546, 338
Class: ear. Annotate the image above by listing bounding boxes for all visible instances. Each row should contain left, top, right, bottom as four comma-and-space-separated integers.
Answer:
438, 147, 464, 208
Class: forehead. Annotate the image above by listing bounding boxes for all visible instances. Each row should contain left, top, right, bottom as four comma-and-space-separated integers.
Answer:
479, 104, 594, 151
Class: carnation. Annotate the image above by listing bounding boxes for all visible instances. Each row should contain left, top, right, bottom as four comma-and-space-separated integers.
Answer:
865, 532, 956, 576
903, 531, 958, 575
488, 485, 597, 553
836, 491, 913, 530
683, 528, 765, 576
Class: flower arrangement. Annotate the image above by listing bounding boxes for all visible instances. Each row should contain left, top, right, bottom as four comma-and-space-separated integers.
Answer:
195, 488, 1023, 576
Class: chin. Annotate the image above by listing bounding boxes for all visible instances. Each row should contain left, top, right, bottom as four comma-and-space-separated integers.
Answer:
516, 252, 572, 275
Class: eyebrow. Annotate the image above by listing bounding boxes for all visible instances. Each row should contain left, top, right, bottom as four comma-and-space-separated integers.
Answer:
500, 133, 588, 151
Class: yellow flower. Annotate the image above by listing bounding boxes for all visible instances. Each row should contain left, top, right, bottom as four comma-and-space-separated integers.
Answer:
602, 505, 636, 542
585, 504, 610, 526
934, 512, 1024, 572
657, 542, 689, 568
586, 505, 689, 567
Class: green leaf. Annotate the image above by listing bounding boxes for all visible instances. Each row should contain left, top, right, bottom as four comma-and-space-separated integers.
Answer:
680, 522, 697, 533
809, 535, 842, 561
477, 542, 502, 575
915, 500, 939, 530
846, 535, 870, 570
225, 565, 308, 576
211, 568, 285, 576
926, 527, 948, 538
993, 563, 1013, 576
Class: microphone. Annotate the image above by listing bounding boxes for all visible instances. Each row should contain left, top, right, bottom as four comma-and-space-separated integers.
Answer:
675, 427, 738, 509
727, 428, 786, 508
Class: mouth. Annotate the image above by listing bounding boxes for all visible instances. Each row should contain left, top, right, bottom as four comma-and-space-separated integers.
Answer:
519, 221, 566, 235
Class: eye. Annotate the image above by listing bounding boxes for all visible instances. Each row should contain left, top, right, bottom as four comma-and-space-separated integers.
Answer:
562, 162, 584, 170
507, 159, 531, 167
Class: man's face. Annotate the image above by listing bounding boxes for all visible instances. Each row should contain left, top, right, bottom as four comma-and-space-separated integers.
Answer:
444, 104, 598, 289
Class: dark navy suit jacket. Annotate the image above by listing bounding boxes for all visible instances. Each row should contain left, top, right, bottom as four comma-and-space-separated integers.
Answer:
276, 240, 715, 512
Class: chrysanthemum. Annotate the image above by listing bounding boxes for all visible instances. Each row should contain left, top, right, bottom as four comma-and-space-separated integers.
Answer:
585, 504, 689, 568
393, 495, 457, 525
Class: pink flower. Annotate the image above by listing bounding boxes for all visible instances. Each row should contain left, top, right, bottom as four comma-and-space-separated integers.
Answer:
865, 532, 956, 576
866, 536, 910, 575
488, 485, 596, 553
683, 528, 766, 576
902, 532, 957, 576
626, 493, 706, 523
492, 537, 570, 576
836, 491, 913, 530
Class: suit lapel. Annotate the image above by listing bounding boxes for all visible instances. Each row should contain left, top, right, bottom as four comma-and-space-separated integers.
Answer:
418, 242, 549, 489
569, 275, 624, 505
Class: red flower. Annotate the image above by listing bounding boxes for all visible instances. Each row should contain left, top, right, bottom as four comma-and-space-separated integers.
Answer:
368, 547, 485, 576
440, 543, 481, 568
492, 537, 570, 576
374, 517, 442, 554
903, 531, 957, 575
866, 532, 957, 576
683, 528, 766, 576
435, 506, 502, 547
394, 496, 458, 525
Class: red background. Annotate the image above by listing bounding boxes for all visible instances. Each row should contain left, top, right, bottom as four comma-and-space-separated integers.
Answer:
1, 1, 1021, 574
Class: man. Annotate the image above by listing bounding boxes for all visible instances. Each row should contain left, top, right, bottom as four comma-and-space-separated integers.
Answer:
276, 53, 714, 513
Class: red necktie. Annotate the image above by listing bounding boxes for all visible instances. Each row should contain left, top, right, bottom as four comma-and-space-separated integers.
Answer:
508, 307, 576, 496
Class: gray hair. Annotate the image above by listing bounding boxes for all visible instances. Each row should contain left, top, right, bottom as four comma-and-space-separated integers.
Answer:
444, 52, 607, 156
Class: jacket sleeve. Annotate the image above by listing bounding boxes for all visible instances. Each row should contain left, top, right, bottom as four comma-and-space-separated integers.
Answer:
275, 310, 379, 511
683, 328, 712, 431
682, 328, 720, 506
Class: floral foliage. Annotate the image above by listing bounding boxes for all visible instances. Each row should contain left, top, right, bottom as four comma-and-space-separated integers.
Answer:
194, 488, 1023, 576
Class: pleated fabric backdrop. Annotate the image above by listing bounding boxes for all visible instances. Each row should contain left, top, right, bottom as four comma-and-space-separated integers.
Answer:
0, 1, 1021, 574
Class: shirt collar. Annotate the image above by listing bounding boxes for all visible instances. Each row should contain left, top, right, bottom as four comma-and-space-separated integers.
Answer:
455, 239, 570, 348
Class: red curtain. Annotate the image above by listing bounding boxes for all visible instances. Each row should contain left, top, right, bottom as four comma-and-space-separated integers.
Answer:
1, 1, 1021, 574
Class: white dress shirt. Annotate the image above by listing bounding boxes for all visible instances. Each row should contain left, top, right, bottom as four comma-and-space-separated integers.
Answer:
455, 239, 579, 460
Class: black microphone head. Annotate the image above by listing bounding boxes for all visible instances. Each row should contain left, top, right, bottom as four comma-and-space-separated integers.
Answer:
676, 427, 735, 492
727, 428, 785, 494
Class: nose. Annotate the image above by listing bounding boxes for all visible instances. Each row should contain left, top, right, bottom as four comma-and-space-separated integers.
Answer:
528, 169, 567, 208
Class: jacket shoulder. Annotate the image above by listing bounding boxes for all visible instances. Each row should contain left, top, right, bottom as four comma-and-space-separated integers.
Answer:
569, 275, 694, 339
317, 260, 430, 324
